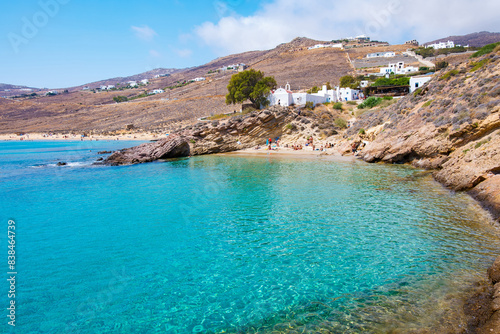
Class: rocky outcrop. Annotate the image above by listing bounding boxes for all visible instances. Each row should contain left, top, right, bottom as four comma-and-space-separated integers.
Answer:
470, 176, 500, 222
106, 135, 191, 165
105, 106, 296, 165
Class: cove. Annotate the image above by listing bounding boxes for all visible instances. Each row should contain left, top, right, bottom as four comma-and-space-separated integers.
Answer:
1, 141, 499, 333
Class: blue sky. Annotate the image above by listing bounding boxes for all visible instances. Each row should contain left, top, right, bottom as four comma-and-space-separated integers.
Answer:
1, 0, 499, 88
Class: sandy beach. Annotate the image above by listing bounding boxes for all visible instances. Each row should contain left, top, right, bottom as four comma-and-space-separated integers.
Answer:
0, 132, 164, 142
223, 146, 358, 162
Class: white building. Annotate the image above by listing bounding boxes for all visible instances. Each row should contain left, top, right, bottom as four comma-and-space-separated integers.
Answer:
308, 43, 343, 50
106, 85, 115, 90
150, 89, 164, 95
193, 77, 206, 82
426, 40, 455, 49
399, 66, 419, 74
356, 35, 370, 42
367, 51, 396, 58
380, 62, 419, 75
268, 83, 338, 107
141, 79, 149, 85
409, 76, 432, 93
337, 87, 360, 101
128, 81, 138, 87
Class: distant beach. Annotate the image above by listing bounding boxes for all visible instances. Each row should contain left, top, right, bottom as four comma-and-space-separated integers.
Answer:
0, 132, 163, 142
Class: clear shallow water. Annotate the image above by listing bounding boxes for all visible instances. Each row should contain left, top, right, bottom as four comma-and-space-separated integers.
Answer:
1, 141, 499, 333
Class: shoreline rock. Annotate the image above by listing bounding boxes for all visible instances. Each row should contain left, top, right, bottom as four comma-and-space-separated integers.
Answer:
105, 106, 296, 166
471, 256, 500, 333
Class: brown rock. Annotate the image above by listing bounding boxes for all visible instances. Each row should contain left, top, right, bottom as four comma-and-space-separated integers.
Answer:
105, 135, 190, 165
488, 256, 500, 284
469, 175, 500, 221
493, 298, 500, 312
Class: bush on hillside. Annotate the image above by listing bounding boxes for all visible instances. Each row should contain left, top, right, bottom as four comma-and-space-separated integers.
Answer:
332, 102, 343, 110
305, 101, 314, 109
334, 118, 348, 129
435, 61, 449, 70
471, 42, 500, 58
113, 96, 128, 103
372, 77, 410, 87
358, 96, 382, 109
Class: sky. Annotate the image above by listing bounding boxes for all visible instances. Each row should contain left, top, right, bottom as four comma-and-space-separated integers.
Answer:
0, 0, 499, 88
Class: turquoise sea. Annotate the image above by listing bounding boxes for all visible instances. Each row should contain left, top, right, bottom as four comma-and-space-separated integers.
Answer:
1, 140, 499, 333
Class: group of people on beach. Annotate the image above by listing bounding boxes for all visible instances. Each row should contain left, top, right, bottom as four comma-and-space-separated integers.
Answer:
351, 141, 365, 154
265, 137, 280, 150
254, 135, 337, 152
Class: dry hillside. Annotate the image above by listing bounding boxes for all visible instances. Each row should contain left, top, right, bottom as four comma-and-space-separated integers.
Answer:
0, 39, 412, 134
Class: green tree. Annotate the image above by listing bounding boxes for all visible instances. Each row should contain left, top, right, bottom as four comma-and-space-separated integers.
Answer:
306, 86, 320, 94
226, 69, 277, 109
340, 75, 355, 88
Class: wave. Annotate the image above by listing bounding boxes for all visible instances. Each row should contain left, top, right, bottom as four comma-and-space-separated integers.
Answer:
29, 161, 94, 169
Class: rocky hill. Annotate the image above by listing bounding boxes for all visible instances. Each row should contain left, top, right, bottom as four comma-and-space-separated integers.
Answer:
0, 83, 38, 90
426, 31, 500, 47
67, 68, 180, 91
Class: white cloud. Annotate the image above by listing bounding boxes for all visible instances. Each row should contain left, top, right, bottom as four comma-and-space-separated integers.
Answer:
131, 25, 158, 42
194, 0, 500, 54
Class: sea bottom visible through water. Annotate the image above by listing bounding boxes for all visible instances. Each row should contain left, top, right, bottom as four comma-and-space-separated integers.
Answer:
1, 141, 499, 334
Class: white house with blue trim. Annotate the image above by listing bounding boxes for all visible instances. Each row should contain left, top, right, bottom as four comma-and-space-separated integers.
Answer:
409, 75, 432, 93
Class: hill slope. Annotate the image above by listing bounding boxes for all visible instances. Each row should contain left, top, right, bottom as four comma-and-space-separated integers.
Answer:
0, 37, 352, 134
68, 68, 181, 90
425, 31, 500, 47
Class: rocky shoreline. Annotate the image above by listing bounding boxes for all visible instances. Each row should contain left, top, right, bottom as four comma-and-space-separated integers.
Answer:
105, 106, 296, 165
